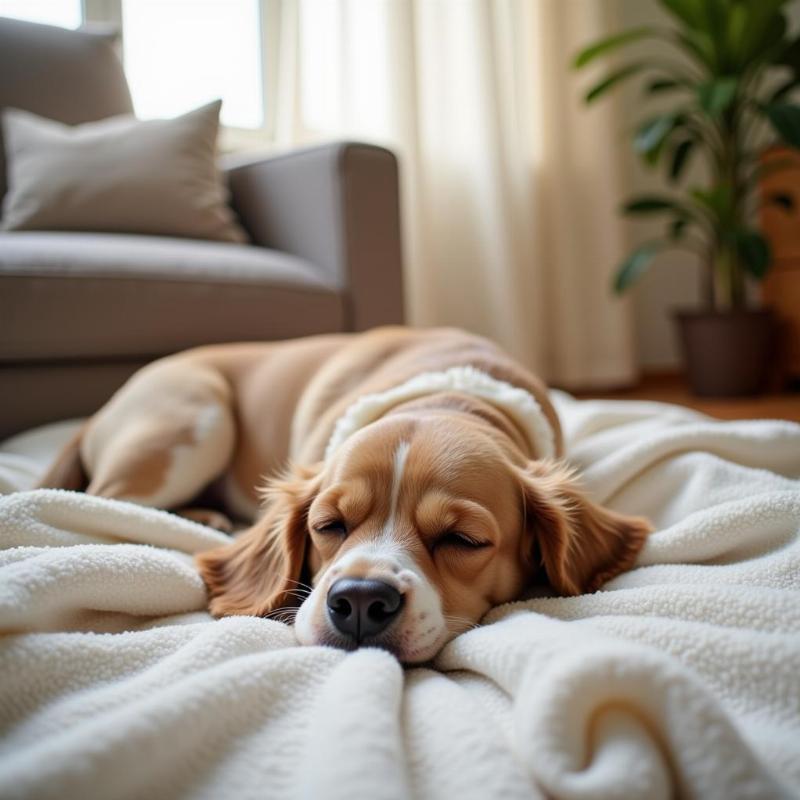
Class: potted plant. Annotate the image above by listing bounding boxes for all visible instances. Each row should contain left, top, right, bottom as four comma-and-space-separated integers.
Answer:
574, 0, 800, 395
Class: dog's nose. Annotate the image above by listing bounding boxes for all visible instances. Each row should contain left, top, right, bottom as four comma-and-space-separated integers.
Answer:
326, 578, 404, 641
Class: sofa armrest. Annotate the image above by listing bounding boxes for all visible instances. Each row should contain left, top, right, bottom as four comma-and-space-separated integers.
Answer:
224, 142, 404, 331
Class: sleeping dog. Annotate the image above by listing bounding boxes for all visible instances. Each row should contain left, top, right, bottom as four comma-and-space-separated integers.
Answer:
40, 326, 651, 663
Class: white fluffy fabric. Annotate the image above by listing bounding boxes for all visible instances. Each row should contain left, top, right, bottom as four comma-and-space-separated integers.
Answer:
1, 395, 799, 799
325, 366, 557, 459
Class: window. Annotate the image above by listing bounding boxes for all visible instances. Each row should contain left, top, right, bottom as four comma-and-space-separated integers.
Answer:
0, 0, 277, 147
121, 0, 264, 130
0, 0, 82, 29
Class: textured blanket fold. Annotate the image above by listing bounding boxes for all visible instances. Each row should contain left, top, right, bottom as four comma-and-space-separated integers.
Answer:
0, 394, 798, 800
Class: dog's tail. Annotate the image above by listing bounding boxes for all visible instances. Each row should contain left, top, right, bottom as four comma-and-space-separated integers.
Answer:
36, 424, 88, 491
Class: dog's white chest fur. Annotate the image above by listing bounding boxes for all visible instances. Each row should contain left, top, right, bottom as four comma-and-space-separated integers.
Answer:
325, 366, 555, 460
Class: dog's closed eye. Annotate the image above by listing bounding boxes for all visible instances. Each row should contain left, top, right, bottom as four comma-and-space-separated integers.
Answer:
434, 531, 490, 550
313, 520, 348, 537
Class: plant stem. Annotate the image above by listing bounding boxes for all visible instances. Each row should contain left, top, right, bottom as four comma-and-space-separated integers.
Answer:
711, 93, 747, 310
714, 243, 745, 309
704, 243, 715, 308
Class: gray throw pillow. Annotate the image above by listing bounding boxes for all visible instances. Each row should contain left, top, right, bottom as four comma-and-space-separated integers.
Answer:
0, 100, 248, 243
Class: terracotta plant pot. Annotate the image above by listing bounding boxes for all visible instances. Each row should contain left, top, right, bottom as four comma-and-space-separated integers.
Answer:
675, 309, 776, 397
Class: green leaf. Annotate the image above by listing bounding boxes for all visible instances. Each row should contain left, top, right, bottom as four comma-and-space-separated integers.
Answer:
775, 35, 800, 72
691, 185, 733, 220
658, 0, 707, 31
702, 0, 730, 35
732, 229, 771, 279
725, 3, 780, 69
622, 196, 683, 214
585, 64, 646, 103
769, 77, 799, 104
742, 3, 790, 67
634, 114, 684, 164
614, 242, 664, 293
724, 2, 749, 65
646, 78, 682, 95
670, 138, 695, 181
697, 77, 738, 116
573, 27, 655, 68
675, 30, 715, 69
764, 103, 800, 149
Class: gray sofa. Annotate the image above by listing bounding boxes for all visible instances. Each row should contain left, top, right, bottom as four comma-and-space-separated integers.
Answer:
0, 17, 404, 439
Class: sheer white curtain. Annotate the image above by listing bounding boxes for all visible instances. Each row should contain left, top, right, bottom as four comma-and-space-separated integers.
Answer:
274, 0, 636, 387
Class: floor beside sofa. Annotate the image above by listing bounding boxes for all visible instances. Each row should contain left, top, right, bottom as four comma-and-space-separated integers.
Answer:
572, 372, 800, 422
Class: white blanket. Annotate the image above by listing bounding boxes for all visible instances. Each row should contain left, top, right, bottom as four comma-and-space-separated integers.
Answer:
0, 395, 799, 800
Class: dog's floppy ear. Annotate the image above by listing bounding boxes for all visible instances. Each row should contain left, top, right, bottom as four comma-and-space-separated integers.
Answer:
195, 463, 323, 617
518, 460, 651, 596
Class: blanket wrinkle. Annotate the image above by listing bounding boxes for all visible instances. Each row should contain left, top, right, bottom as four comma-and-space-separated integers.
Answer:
0, 543, 208, 633
1, 398, 799, 799
401, 668, 537, 800
504, 583, 800, 633
299, 649, 410, 800
0, 489, 229, 552
638, 490, 800, 559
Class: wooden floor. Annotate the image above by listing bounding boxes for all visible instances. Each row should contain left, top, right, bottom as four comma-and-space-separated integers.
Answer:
571, 373, 800, 422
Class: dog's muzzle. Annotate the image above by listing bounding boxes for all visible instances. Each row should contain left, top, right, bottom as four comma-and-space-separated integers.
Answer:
326, 578, 404, 642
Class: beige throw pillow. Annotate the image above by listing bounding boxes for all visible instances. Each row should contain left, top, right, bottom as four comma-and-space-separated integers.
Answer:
1, 100, 248, 243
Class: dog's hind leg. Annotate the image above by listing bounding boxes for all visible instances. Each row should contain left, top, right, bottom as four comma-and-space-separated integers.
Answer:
81, 360, 236, 511
37, 423, 90, 490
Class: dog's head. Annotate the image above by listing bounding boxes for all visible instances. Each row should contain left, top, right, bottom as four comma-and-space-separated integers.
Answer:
196, 409, 650, 663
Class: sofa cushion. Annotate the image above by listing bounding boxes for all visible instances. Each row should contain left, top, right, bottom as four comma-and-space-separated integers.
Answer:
1, 102, 248, 243
0, 18, 134, 202
0, 232, 345, 361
